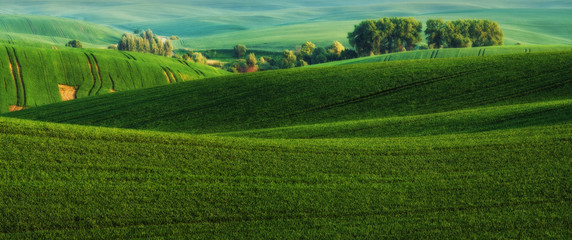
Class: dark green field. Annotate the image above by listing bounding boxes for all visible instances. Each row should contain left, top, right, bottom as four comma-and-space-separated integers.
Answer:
1, 51, 570, 238
1, 1, 571, 238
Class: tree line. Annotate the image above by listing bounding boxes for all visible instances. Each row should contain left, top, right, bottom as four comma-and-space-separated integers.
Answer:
425, 19, 504, 49
348, 17, 503, 56
223, 41, 358, 73
117, 29, 174, 57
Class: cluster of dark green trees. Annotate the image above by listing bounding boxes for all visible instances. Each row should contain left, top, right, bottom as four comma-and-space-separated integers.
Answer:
117, 29, 174, 57
425, 19, 504, 49
348, 17, 422, 56
65, 40, 83, 48
348, 17, 504, 56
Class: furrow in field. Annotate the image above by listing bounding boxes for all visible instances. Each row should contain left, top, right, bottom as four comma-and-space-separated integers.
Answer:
280, 65, 493, 120
5, 50, 14, 90
169, 69, 177, 83
109, 74, 116, 92
162, 68, 171, 83
12, 47, 25, 107
90, 53, 104, 94
471, 69, 572, 106
84, 54, 96, 96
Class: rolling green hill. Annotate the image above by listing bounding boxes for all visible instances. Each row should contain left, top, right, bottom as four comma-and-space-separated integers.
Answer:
315, 45, 572, 67
0, 44, 229, 113
8, 51, 572, 135
0, 116, 569, 239
0, 14, 122, 48
0, 50, 570, 238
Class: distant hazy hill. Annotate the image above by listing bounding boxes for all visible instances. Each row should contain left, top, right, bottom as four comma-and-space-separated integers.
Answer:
3, 1, 571, 50
0, 14, 122, 47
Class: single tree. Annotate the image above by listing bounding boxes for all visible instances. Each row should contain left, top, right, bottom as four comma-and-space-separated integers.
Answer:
328, 41, 345, 55
301, 41, 316, 56
192, 52, 207, 64
164, 39, 174, 57
246, 53, 258, 72
348, 19, 379, 56
234, 44, 247, 58
281, 50, 297, 69
311, 47, 328, 64
425, 19, 446, 49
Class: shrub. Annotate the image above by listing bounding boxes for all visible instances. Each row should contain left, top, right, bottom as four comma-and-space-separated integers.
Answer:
66, 40, 83, 48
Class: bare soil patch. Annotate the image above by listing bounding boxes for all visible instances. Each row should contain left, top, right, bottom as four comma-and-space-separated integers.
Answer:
9, 105, 23, 112
58, 84, 77, 101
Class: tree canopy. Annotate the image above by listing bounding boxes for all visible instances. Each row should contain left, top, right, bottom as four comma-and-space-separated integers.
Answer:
301, 41, 316, 56
348, 17, 423, 56
425, 19, 504, 48
234, 44, 247, 58
65, 40, 83, 48
117, 29, 173, 57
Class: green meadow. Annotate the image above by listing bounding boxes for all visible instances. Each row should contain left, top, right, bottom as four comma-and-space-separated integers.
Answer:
0, 43, 228, 113
1, 51, 571, 238
1, 0, 571, 238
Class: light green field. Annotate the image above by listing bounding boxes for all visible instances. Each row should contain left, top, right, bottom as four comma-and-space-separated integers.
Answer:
0, 44, 228, 113
2, 1, 571, 50
1, 51, 570, 238
0, 14, 122, 47
180, 9, 572, 51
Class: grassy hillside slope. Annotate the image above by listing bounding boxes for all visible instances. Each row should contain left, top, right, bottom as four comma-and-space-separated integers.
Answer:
0, 14, 121, 47
8, 51, 572, 134
0, 116, 570, 239
315, 45, 572, 67
0, 44, 228, 113
1, 49, 570, 238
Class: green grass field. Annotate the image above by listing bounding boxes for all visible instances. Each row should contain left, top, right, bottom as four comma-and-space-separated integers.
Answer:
9, 52, 571, 134
0, 44, 228, 113
315, 45, 572, 67
1, 1, 571, 238
1, 51, 571, 238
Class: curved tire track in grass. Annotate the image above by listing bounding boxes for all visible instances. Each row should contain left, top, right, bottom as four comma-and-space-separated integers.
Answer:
279, 65, 493, 120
